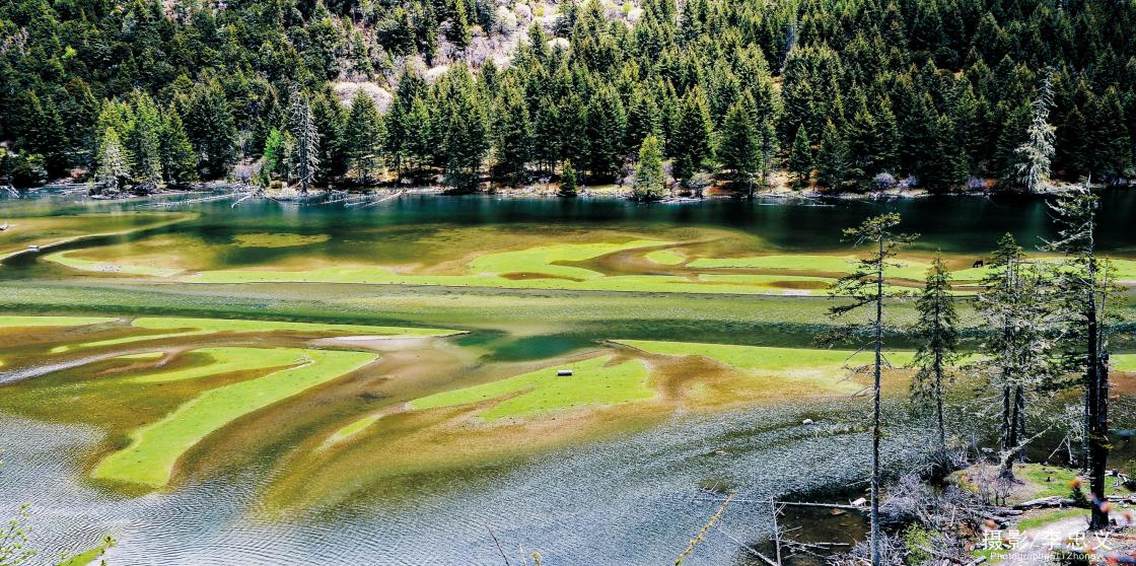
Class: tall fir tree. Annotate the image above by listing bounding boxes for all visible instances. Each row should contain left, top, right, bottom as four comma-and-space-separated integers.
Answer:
1012, 72, 1056, 193
288, 92, 321, 195
632, 134, 665, 200
493, 80, 533, 184
828, 213, 917, 566
788, 126, 813, 189
911, 254, 959, 452
718, 95, 760, 197
671, 86, 713, 184
344, 91, 385, 184
1044, 184, 1116, 530
160, 108, 197, 187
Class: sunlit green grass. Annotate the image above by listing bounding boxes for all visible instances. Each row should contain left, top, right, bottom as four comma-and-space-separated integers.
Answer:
92, 347, 378, 487
408, 355, 653, 420
0, 315, 117, 327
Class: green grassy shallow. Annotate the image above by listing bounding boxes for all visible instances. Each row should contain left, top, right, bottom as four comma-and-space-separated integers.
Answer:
408, 355, 653, 420
91, 347, 378, 488
0, 315, 118, 327
49, 316, 460, 353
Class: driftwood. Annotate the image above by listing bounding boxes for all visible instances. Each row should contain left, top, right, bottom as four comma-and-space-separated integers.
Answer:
775, 500, 867, 512
675, 494, 734, 566
1013, 495, 1080, 510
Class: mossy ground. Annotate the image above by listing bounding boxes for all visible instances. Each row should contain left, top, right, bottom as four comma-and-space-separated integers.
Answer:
40, 223, 1136, 295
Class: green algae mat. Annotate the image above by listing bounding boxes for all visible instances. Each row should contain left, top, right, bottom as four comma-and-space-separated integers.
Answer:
92, 347, 379, 488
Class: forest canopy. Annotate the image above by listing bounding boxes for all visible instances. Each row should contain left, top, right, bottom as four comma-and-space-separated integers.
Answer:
1, 0, 1135, 193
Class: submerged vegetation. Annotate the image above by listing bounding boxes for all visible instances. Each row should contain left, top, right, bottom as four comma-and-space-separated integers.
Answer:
1, 181, 1136, 564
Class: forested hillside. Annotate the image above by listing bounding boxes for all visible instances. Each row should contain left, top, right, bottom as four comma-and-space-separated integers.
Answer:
1, 0, 1135, 194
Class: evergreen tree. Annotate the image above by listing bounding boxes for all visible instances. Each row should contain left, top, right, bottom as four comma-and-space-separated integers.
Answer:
911, 254, 959, 452
288, 93, 321, 195
584, 85, 627, 181
1012, 72, 1056, 193
182, 81, 238, 180
127, 92, 163, 188
816, 120, 851, 190
978, 234, 1058, 478
718, 95, 760, 197
828, 213, 917, 566
312, 94, 348, 185
95, 127, 131, 193
788, 126, 813, 189
160, 108, 197, 187
559, 161, 578, 197
446, 0, 472, 49
344, 92, 384, 184
1044, 184, 1116, 530
922, 114, 967, 192
532, 98, 562, 173
493, 80, 533, 184
632, 134, 665, 201
438, 65, 489, 191
260, 129, 288, 185
671, 86, 713, 184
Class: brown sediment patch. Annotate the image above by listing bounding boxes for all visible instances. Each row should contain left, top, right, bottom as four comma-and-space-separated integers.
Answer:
766, 280, 831, 290
169, 341, 478, 491
499, 271, 584, 282
258, 396, 667, 516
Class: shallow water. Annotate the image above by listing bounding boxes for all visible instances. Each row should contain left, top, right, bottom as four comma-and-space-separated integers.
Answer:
2, 190, 1135, 564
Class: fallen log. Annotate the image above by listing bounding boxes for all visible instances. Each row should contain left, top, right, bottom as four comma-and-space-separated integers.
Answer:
1013, 496, 1080, 510
775, 501, 867, 512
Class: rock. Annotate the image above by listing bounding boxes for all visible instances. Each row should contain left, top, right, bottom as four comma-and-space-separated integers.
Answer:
514, 2, 532, 23
801, 418, 814, 425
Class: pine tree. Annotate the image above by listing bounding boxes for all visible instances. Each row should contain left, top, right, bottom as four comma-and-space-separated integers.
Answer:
559, 161, 578, 197
625, 87, 660, 152
493, 80, 533, 184
584, 85, 627, 181
260, 129, 287, 185
1044, 183, 1116, 530
386, 70, 427, 177
817, 120, 851, 190
788, 126, 813, 189
95, 127, 131, 193
181, 81, 238, 180
289, 93, 321, 195
344, 91, 384, 184
446, 0, 472, 49
438, 65, 489, 191
718, 95, 760, 197
911, 254, 959, 452
160, 107, 197, 187
1012, 72, 1056, 193
128, 92, 163, 189
978, 234, 1058, 478
828, 213, 917, 566
633, 134, 665, 201
312, 94, 347, 185
671, 86, 713, 184
532, 97, 562, 173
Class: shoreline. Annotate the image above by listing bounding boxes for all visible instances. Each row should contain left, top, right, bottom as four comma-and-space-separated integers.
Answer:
8, 176, 1129, 205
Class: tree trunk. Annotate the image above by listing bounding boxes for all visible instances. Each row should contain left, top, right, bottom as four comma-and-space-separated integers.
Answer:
871, 237, 883, 566
1087, 256, 1109, 530
934, 351, 945, 453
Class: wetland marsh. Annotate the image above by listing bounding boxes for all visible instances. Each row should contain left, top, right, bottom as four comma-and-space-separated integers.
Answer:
2, 190, 1136, 564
